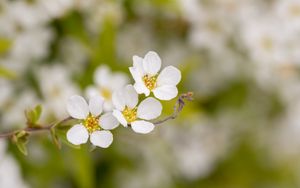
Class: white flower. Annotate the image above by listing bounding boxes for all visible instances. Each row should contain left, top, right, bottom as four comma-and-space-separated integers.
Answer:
86, 65, 128, 111
0, 140, 28, 188
129, 51, 181, 101
112, 85, 162, 134
66, 95, 119, 148
38, 64, 79, 119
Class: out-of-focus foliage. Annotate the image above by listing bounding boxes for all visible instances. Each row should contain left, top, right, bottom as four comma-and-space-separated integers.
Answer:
1, 0, 300, 187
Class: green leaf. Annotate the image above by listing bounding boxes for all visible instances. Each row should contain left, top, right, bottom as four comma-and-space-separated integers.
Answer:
34, 105, 42, 120
50, 128, 61, 149
0, 38, 12, 55
25, 105, 43, 126
0, 66, 16, 79
12, 131, 29, 156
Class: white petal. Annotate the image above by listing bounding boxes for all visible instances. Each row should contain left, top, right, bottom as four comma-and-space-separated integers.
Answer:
103, 101, 114, 112
112, 91, 125, 111
137, 97, 162, 120
129, 67, 142, 83
89, 95, 104, 116
131, 121, 155, 134
113, 110, 128, 127
124, 85, 138, 108
100, 112, 119, 130
133, 55, 145, 76
94, 65, 111, 88
90, 130, 113, 148
133, 82, 150, 96
66, 124, 89, 145
153, 85, 178, 100
157, 66, 181, 86
67, 95, 89, 119
143, 51, 161, 75
109, 73, 129, 90
85, 86, 99, 99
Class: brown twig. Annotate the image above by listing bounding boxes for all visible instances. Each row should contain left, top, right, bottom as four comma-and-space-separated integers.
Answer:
153, 92, 193, 125
0, 116, 73, 139
0, 92, 193, 139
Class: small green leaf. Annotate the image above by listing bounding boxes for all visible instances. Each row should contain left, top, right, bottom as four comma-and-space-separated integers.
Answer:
0, 66, 16, 79
50, 128, 61, 149
34, 105, 42, 120
12, 131, 29, 156
16, 141, 28, 156
25, 105, 43, 126
0, 38, 12, 55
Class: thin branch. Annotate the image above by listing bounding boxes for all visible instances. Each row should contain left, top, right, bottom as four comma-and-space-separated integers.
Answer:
0, 92, 193, 139
153, 92, 193, 125
0, 116, 73, 139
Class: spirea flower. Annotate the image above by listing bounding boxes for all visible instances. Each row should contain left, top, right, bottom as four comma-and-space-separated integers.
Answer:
66, 95, 119, 148
86, 65, 128, 111
129, 51, 181, 100
112, 85, 162, 134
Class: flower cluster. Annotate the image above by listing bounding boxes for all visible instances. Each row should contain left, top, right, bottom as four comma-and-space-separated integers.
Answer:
66, 51, 181, 148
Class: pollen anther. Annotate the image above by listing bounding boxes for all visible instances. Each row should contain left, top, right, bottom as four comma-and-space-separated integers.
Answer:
142, 74, 157, 91
83, 114, 100, 133
122, 106, 137, 123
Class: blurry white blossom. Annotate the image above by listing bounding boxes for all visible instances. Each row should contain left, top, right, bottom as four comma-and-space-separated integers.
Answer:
0, 140, 28, 188
1, 91, 39, 130
37, 64, 79, 119
86, 65, 128, 111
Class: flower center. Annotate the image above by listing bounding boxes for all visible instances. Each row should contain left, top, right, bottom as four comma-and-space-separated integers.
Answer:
122, 106, 137, 123
83, 114, 100, 133
142, 74, 157, 91
100, 88, 112, 100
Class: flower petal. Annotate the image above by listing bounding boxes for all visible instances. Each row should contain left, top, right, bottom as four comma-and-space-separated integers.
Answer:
124, 85, 138, 108
129, 67, 142, 83
89, 95, 104, 116
133, 82, 150, 96
132, 55, 145, 76
66, 124, 89, 145
67, 95, 89, 119
85, 86, 99, 99
157, 66, 181, 86
103, 101, 114, 112
143, 51, 161, 75
100, 112, 119, 130
113, 110, 128, 127
131, 120, 155, 134
94, 65, 111, 88
153, 85, 178, 100
137, 97, 162, 120
90, 130, 113, 148
112, 90, 125, 111
109, 73, 129, 91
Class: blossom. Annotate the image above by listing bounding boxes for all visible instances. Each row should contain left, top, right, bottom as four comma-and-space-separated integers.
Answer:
0, 140, 28, 188
66, 95, 119, 148
37, 64, 79, 119
86, 65, 128, 111
129, 51, 181, 100
112, 85, 162, 134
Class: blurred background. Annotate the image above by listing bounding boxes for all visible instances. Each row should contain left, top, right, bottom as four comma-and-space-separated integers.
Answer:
1, 0, 300, 187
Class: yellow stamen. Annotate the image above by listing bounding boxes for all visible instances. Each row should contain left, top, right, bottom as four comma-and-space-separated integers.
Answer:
122, 106, 137, 123
142, 74, 157, 91
83, 114, 100, 133
100, 88, 112, 100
